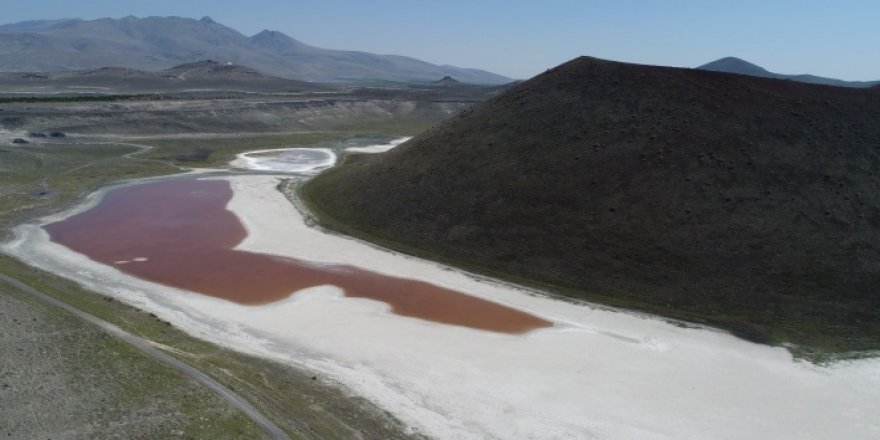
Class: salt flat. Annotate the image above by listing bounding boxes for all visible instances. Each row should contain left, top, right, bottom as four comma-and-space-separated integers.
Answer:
4, 173, 879, 440
231, 147, 336, 173
230, 137, 411, 174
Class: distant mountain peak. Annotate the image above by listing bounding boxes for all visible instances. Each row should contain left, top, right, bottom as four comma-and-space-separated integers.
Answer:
254, 29, 282, 37
712, 56, 751, 64
697, 56, 880, 88
247, 29, 314, 54
433, 75, 463, 87
250, 29, 294, 43
698, 57, 774, 77
200, 16, 216, 24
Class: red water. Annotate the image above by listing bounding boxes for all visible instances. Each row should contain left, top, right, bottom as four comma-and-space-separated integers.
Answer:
45, 179, 552, 334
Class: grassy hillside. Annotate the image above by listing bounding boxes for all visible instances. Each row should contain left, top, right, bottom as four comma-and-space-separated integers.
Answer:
304, 56, 880, 354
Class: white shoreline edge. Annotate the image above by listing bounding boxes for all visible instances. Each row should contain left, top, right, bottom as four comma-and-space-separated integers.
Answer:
2, 174, 879, 440
230, 147, 337, 174
344, 136, 413, 153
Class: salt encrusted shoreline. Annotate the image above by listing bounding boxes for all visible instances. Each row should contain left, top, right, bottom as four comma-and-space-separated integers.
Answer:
3, 173, 879, 440
344, 136, 412, 153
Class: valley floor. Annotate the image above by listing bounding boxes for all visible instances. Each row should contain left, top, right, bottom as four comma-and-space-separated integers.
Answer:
6, 173, 880, 439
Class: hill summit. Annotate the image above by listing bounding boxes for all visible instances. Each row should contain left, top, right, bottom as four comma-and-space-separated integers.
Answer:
698, 56, 774, 78
698, 56, 880, 88
432, 76, 463, 87
305, 56, 880, 350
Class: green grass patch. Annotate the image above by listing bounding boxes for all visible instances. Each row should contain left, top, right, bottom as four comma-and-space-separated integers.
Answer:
0, 142, 178, 234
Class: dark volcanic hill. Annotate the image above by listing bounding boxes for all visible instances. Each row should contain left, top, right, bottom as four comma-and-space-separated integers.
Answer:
0, 60, 324, 93
432, 76, 464, 87
0, 16, 510, 84
304, 56, 880, 351
699, 57, 880, 88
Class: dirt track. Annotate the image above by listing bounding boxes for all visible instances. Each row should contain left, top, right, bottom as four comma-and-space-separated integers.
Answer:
0, 272, 290, 440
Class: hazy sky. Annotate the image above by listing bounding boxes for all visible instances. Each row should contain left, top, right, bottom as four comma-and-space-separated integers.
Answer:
3, 0, 878, 80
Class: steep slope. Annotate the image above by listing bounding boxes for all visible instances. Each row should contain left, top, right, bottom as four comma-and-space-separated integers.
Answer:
0, 16, 510, 84
304, 56, 880, 351
699, 56, 880, 88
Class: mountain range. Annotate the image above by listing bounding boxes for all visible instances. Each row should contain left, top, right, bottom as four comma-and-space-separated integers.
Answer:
698, 56, 880, 88
304, 56, 880, 350
0, 16, 510, 84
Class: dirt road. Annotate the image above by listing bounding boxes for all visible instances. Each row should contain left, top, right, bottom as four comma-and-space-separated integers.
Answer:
0, 272, 291, 440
